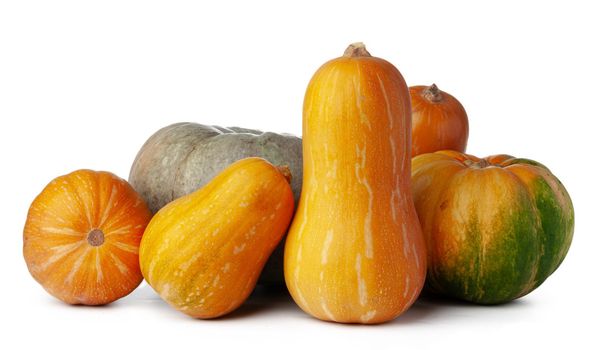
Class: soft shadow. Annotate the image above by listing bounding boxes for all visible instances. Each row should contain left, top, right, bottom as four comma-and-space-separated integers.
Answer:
116, 282, 296, 320
214, 285, 295, 320
46, 296, 119, 309
416, 292, 534, 309
117, 282, 534, 323
302, 298, 441, 328
385, 293, 533, 327
124, 283, 162, 302
386, 299, 439, 326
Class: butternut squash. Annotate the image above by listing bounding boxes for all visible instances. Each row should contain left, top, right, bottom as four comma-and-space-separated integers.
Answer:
139, 157, 294, 318
284, 43, 426, 324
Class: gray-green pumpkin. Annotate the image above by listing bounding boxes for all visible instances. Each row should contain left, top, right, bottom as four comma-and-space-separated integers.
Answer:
129, 122, 302, 286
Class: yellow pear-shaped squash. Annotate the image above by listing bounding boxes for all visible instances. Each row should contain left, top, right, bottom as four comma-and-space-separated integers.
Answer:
140, 157, 294, 318
284, 43, 427, 324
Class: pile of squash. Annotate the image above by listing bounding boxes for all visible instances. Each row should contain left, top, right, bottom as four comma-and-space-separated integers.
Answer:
23, 43, 574, 324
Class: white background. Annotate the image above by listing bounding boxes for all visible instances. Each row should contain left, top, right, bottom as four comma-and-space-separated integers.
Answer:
1, 1, 596, 349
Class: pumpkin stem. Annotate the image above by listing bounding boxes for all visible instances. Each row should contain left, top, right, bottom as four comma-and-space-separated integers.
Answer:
423, 84, 443, 103
87, 229, 105, 247
464, 159, 492, 169
343, 42, 371, 58
277, 165, 292, 184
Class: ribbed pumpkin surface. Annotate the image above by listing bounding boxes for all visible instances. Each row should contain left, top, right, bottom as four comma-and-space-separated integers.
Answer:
411, 151, 574, 304
23, 170, 152, 305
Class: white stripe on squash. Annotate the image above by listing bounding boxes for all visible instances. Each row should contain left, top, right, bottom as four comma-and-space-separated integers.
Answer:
321, 229, 334, 265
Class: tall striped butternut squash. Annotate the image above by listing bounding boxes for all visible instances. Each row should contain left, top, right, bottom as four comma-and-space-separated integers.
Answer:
284, 43, 426, 324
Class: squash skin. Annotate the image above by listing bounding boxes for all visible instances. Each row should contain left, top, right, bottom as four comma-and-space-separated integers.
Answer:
23, 170, 152, 305
284, 45, 427, 324
411, 151, 574, 304
139, 157, 294, 319
129, 122, 302, 286
129, 123, 302, 212
410, 85, 469, 157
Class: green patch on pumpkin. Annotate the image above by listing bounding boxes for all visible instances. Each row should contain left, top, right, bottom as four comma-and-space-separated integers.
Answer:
433, 191, 541, 304
519, 175, 574, 295
504, 158, 549, 170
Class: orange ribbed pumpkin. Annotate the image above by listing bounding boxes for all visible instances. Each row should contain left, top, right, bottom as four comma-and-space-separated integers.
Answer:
284, 43, 426, 324
411, 151, 574, 304
23, 170, 152, 305
410, 84, 469, 157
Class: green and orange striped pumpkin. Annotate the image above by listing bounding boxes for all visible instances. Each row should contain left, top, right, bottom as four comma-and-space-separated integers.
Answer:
411, 150, 574, 304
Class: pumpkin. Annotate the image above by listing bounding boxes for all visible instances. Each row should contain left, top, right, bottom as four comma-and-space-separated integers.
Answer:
411, 150, 574, 304
139, 157, 294, 319
23, 170, 152, 305
284, 43, 426, 324
129, 122, 302, 286
410, 84, 469, 157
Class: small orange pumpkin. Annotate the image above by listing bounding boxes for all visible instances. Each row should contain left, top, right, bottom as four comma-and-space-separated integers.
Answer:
23, 170, 152, 305
410, 84, 469, 157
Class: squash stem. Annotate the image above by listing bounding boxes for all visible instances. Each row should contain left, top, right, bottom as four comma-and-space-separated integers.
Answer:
277, 165, 292, 184
87, 229, 105, 246
423, 84, 443, 103
343, 42, 371, 58
464, 159, 492, 169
